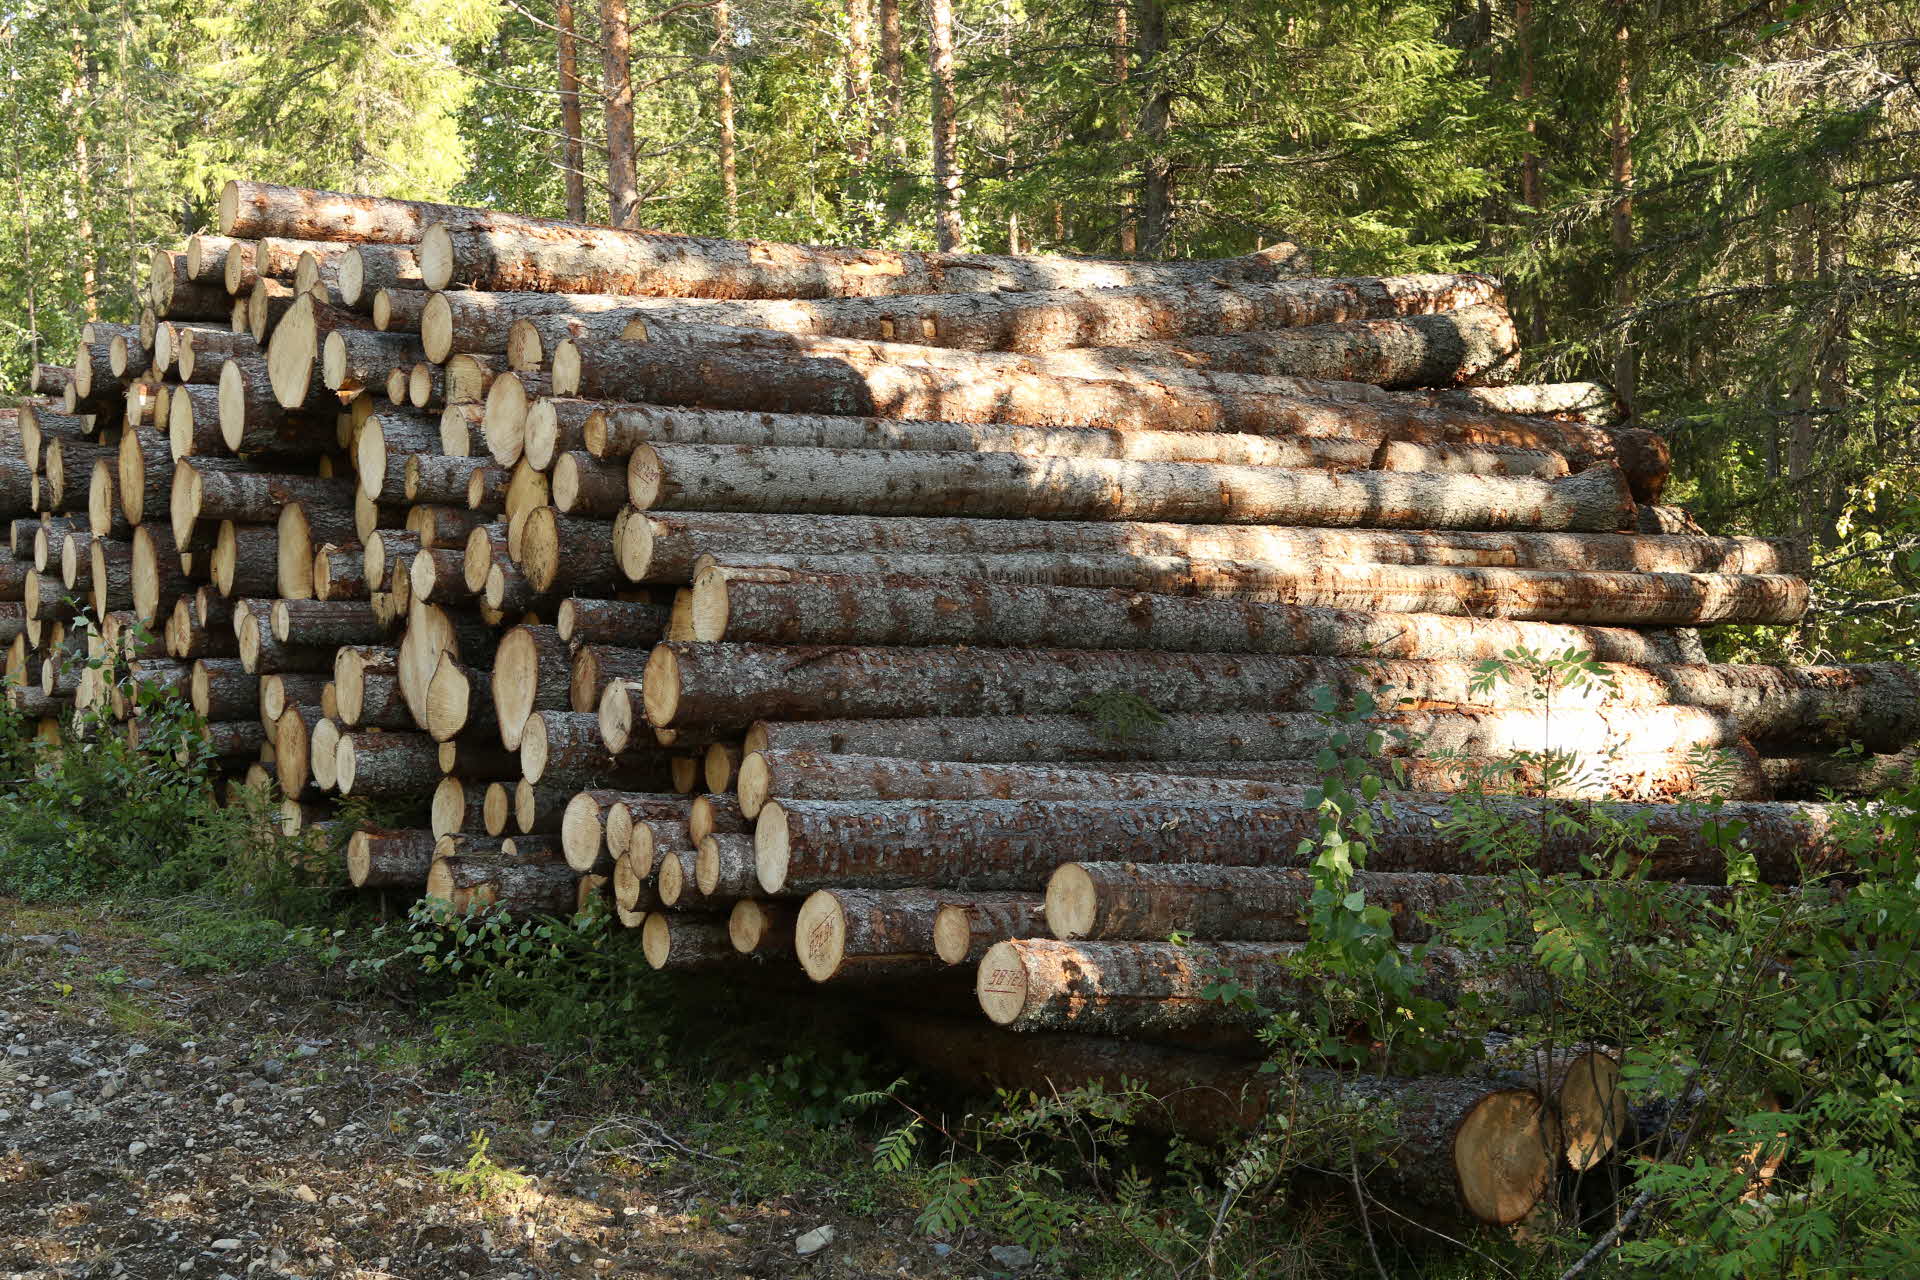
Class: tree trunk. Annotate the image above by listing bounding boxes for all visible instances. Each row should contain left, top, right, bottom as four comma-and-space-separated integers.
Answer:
695, 564, 1758, 656
599, 0, 640, 228
177, 327, 259, 384
519, 508, 620, 595
878, 0, 905, 156
1135, 0, 1172, 255
924, 0, 963, 250
312, 542, 369, 602
757, 793, 1843, 895
625, 441, 1630, 531
932, 894, 1047, 965
715, 0, 740, 234
189, 658, 257, 720
272, 599, 383, 647
220, 179, 591, 244
553, 0, 589, 223
1610, 1, 1636, 411
347, 827, 437, 889
601, 792, 697, 865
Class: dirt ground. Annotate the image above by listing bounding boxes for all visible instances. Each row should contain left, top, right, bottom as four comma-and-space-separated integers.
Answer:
0, 900, 995, 1280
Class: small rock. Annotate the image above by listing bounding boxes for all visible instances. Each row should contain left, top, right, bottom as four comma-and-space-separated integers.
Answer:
795, 1225, 835, 1256
211, 1238, 242, 1250
292, 1185, 319, 1204
294, 1043, 320, 1058
529, 1121, 555, 1139
128, 1141, 148, 1156
127, 977, 157, 990
42, 1089, 75, 1110
724, 1223, 746, 1236
989, 1244, 1034, 1269
60, 944, 84, 957
415, 1134, 445, 1151
259, 1060, 284, 1081
930, 1243, 952, 1257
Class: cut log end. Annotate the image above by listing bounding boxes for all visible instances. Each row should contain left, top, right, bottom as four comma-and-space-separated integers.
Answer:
1559, 1050, 1625, 1172
976, 940, 1031, 1026
752, 802, 790, 895
1043, 863, 1097, 940
560, 791, 605, 872
1453, 1088, 1558, 1226
794, 890, 848, 982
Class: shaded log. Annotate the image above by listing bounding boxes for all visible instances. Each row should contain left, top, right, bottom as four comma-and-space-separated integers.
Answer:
795, 887, 949, 981
728, 899, 798, 956
521, 709, 677, 790
933, 895, 1049, 965
211, 522, 280, 597
427, 857, 579, 916
639, 912, 738, 969
323, 329, 427, 398
755, 794, 1847, 895
347, 827, 437, 889
556, 596, 670, 648
336, 731, 441, 797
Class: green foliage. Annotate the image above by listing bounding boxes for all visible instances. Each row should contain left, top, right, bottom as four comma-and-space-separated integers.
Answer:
433, 1131, 532, 1202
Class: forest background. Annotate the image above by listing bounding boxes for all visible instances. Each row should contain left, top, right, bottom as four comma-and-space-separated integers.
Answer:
2, 0, 1916, 662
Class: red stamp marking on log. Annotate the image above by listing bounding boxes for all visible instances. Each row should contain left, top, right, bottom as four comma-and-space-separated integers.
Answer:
982, 967, 1022, 993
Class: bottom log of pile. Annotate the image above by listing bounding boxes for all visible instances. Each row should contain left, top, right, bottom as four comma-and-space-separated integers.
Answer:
882, 1016, 1560, 1227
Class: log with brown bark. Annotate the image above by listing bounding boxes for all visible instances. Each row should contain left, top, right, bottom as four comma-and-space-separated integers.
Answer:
690, 565, 1802, 648
553, 333, 1668, 501
793, 887, 952, 981
335, 731, 441, 797
176, 327, 259, 384
426, 856, 579, 916
190, 658, 258, 720
518, 508, 620, 596
236, 598, 332, 675
425, 655, 491, 743
210, 523, 280, 598
419, 221, 1311, 297
639, 912, 737, 969
220, 180, 600, 245
334, 645, 412, 728
346, 827, 437, 889
883, 1016, 1554, 1226
552, 452, 629, 517
649, 641, 1918, 749
340, 245, 424, 308
556, 597, 670, 648
276, 500, 359, 600
521, 709, 676, 790
1115, 305, 1518, 388
216, 357, 334, 457
728, 899, 798, 956
273, 705, 328, 795
312, 542, 369, 601
323, 329, 427, 399
755, 793, 1847, 895
264, 294, 355, 409
271, 599, 384, 648
177, 463, 352, 548
127, 526, 187, 623
581, 399, 1563, 477
933, 895, 1049, 966
625, 511, 1803, 586
432, 776, 489, 839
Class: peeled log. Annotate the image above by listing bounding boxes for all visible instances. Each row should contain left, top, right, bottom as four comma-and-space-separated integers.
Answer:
625, 442, 1633, 532
691, 567, 1800, 650
347, 827, 437, 889
755, 794, 1847, 895
627, 511, 1804, 584
882, 1017, 1555, 1227
553, 336, 1668, 502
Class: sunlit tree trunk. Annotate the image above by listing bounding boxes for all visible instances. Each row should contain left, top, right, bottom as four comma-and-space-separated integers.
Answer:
556, 0, 588, 222
1515, 0, 1542, 344
599, 0, 640, 227
847, 0, 874, 164
879, 0, 906, 159
1136, 0, 1173, 257
71, 34, 99, 319
1114, 2, 1136, 255
926, 0, 963, 251
1609, 0, 1636, 409
715, 0, 740, 234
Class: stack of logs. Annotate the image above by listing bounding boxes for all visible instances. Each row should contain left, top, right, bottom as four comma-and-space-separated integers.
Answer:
5, 178, 1913, 1229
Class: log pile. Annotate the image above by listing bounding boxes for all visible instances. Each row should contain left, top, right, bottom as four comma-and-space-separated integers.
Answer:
7, 178, 1906, 1229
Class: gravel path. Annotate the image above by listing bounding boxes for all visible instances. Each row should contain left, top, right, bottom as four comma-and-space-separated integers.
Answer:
0, 904, 976, 1280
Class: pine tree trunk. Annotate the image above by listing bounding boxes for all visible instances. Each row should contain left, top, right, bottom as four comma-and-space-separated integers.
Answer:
715, 0, 740, 234
925, 0, 963, 250
599, 0, 640, 227
556, 0, 589, 223
1134, 306, 1519, 388
1135, 0, 1173, 255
